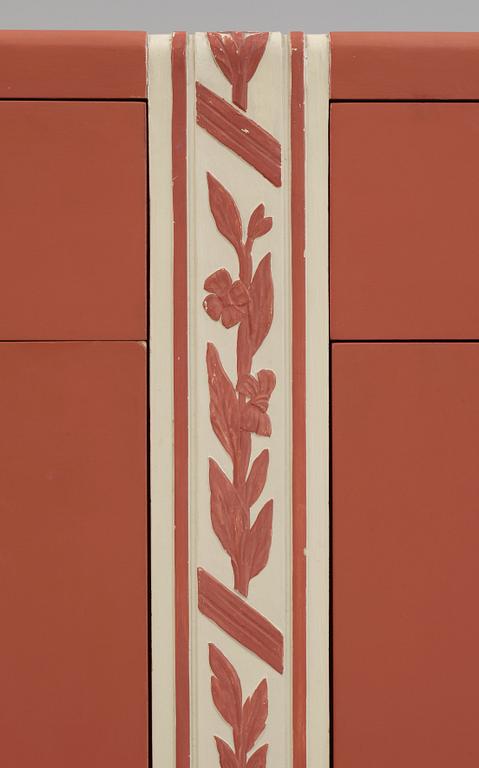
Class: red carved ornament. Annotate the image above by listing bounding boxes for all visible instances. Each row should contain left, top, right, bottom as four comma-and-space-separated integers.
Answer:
207, 32, 269, 111
204, 172, 275, 598
210, 643, 269, 768
198, 568, 284, 673
196, 83, 282, 187
197, 33, 285, 768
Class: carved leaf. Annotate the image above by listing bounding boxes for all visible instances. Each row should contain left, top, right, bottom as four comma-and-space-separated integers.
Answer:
245, 449, 269, 507
215, 737, 238, 768
246, 744, 268, 768
207, 343, 240, 459
247, 204, 273, 240
209, 644, 243, 731
207, 32, 234, 82
210, 646, 270, 768
248, 499, 273, 580
243, 33, 269, 82
242, 678, 268, 753
209, 458, 248, 559
249, 254, 273, 355
207, 172, 243, 250
223, 33, 242, 78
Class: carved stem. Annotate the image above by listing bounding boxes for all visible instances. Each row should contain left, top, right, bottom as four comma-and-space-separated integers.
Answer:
236, 238, 253, 286
232, 234, 256, 593
233, 236, 254, 494
237, 743, 247, 768
233, 564, 250, 598
232, 74, 248, 112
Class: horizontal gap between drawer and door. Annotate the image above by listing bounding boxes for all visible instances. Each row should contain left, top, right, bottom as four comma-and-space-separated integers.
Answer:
330, 338, 479, 343
0, 97, 147, 102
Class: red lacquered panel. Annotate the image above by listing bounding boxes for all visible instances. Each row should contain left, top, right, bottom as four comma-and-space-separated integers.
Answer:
333, 342, 479, 768
331, 102, 479, 339
0, 342, 147, 768
0, 31, 146, 98
0, 101, 146, 340
331, 32, 479, 100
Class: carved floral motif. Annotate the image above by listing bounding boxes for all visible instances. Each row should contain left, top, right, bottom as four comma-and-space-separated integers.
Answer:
203, 269, 249, 328
210, 644, 269, 768
207, 32, 269, 111
204, 173, 275, 598
199, 34, 280, 768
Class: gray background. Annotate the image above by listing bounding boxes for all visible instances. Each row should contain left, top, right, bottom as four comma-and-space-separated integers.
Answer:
1, 0, 478, 33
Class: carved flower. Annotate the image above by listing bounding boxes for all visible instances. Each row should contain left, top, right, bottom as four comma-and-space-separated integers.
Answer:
207, 32, 269, 111
237, 369, 276, 436
203, 268, 249, 328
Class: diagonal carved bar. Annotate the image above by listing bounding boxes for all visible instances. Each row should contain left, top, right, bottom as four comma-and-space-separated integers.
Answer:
197, 567, 284, 674
196, 82, 282, 187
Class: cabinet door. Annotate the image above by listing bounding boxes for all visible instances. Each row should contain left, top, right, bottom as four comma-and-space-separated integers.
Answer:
0, 342, 147, 768
332, 342, 479, 768
330, 69, 479, 766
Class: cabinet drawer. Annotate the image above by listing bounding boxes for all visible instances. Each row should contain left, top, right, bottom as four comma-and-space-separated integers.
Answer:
331, 103, 479, 340
0, 101, 146, 339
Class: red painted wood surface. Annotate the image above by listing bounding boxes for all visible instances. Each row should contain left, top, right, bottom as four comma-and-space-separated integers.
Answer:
0, 101, 146, 340
330, 102, 479, 340
290, 31, 306, 768
331, 32, 479, 100
0, 341, 147, 768
333, 342, 479, 768
0, 31, 146, 98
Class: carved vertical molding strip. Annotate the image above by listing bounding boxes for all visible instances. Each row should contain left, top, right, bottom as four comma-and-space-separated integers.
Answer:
149, 32, 330, 768
192, 31, 288, 768
304, 36, 330, 768
149, 34, 175, 768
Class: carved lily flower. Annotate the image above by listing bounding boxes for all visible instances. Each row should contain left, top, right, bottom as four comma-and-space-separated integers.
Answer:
237, 369, 276, 436
207, 31, 269, 111
203, 268, 249, 328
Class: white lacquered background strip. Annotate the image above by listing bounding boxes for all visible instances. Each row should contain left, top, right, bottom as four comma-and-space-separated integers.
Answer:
148, 33, 175, 768
190, 31, 292, 768
147, 32, 330, 768
305, 33, 330, 768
